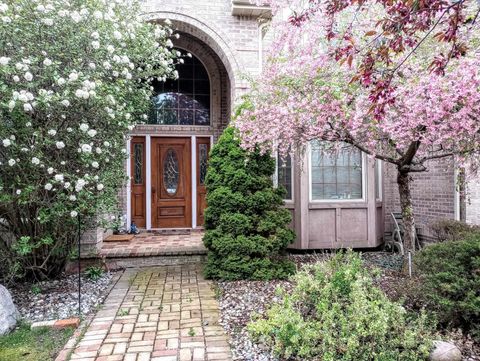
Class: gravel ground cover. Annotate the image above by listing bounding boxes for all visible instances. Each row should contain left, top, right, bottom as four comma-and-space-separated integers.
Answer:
11, 271, 117, 322
217, 251, 479, 361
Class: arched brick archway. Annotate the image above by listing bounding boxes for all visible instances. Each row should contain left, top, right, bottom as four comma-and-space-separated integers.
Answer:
142, 10, 244, 103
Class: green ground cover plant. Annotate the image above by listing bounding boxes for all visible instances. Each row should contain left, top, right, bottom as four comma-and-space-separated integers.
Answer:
249, 251, 434, 360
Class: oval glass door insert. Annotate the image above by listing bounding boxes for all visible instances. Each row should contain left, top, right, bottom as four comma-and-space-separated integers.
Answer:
163, 148, 179, 195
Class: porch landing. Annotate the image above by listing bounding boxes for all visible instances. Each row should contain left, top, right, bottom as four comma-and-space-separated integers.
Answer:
100, 231, 207, 258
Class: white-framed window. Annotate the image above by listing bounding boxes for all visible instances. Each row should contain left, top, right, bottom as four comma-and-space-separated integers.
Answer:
310, 141, 364, 201
274, 153, 293, 201
375, 160, 382, 201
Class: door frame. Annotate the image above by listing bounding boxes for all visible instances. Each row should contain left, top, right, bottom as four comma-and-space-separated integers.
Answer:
127, 134, 213, 230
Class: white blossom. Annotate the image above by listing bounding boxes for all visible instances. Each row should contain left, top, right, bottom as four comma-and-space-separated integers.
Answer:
36, 4, 46, 12
24, 72, 33, 81
64, 182, 71, 188
56, 141, 65, 149
8, 159, 15, 166
95, 147, 102, 154
12, 75, 19, 82
70, 210, 78, 217
47, 167, 54, 174
23, 103, 33, 112
0, 56, 10, 65
75, 89, 89, 99
91, 161, 99, 168
107, 45, 115, 53
97, 183, 104, 191
79, 123, 89, 132
69, 195, 76, 201
16, 189, 21, 195
0, 3, 8, 13
68, 72, 79, 82
61, 99, 70, 107
71, 11, 82, 23
113, 30, 122, 40
54, 174, 64, 182
87, 129, 97, 137
8, 100, 15, 110
91, 40, 100, 49
75, 178, 86, 192
43, 58, 52, 66
2, 139, 11, 147
81, 144, 92, 153
91, 31, 99, 39
57, 77, 66, 85
44, 183, 53, 190
31, 157, 40, 165
48, 129, 57, 136
93, 10, 102, 19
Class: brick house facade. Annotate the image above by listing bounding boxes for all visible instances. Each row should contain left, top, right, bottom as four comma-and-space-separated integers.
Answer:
80, 0, 475, 254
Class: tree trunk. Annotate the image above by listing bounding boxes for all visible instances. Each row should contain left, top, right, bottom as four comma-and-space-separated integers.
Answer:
397, 170, 416, 255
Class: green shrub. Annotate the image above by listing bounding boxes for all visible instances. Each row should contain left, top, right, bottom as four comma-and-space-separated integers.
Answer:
203, 127, 295, 280
414, 237, 480, 340
248, 251, 433, 361
430, 219, 480, 242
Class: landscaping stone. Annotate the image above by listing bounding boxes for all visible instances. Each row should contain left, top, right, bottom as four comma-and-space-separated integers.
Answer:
10, 271, 115, 322
430, 341, 463, 361
0, 284, 18, 335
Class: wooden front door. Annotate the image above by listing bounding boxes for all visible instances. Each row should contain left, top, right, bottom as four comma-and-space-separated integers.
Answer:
196, 137, 210, 226
151, 137, 192, 228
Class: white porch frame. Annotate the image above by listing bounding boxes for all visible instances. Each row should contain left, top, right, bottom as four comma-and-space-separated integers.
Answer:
127, 134, 212, 230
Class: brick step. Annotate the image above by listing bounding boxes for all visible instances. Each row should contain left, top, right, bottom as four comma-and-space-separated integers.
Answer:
105, 254, 207, 268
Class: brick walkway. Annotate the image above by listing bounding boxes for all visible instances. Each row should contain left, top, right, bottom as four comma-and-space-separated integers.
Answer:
100, 232, 206, 258
68, 265, 232, 361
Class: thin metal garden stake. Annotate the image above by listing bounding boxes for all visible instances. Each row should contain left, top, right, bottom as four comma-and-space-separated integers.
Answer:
408, 251, 412, 278
77, 213, 81, 317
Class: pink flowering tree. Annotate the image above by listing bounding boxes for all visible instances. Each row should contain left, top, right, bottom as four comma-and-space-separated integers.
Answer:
0, 0, 177, 280
236, 0, 480, 254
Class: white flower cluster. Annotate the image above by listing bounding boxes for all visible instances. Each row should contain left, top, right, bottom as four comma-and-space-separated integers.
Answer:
0, 0, 178, 219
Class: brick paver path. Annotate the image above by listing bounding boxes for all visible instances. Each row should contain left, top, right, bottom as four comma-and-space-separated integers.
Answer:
69, 264, 232, 361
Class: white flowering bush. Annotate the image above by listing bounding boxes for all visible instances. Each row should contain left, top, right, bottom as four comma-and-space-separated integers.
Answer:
0, 0, 177, 280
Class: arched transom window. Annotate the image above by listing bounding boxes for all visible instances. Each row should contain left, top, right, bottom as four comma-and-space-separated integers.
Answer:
149, 51, 210, 126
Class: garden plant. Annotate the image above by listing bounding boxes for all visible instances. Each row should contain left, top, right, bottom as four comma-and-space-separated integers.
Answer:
0, 0, 177, 281
249, 251, 434, 360
415, 236, 480, 341
203, 127, 295, 280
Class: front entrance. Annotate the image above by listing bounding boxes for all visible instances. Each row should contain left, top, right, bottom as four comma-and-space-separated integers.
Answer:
152, 137, 192, 228
129, 136, 211, 229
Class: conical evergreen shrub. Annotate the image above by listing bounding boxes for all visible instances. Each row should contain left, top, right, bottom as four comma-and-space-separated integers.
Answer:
203, 127, 295, 280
